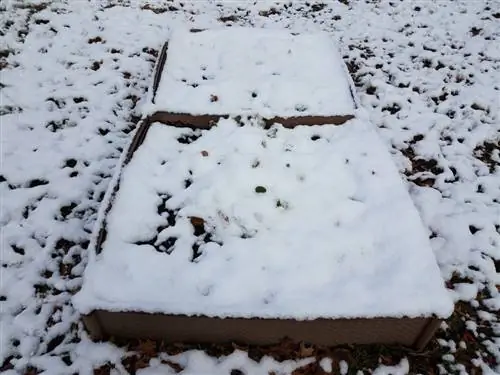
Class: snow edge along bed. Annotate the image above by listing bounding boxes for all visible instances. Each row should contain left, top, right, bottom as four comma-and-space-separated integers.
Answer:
146, 29, 356, 128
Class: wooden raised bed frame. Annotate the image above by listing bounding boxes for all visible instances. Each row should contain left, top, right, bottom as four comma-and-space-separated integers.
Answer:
83, 115, 442, 351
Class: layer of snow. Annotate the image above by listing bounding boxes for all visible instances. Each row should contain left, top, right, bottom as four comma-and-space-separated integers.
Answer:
74, 115, 452, 319
150, 28, 356, 118
154, 350, 314, 375
339, 360, 349, 375
451, 282, 479, 302
372, 359, 409, 375
319, 357, 333, 373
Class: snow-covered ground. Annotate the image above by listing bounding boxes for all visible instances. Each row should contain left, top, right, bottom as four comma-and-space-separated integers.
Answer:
1, 1, 499, 374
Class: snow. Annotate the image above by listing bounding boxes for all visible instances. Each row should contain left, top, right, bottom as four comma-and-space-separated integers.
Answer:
372, 359, 409, 375
150, 350, 314, 375
150, 28, 355, 118
319, 357, 333, 373
451, 282, 479, 302
1, 0, 499, 374
74, 114, 452, 319
443, 354, 455, 362
339, 360, 349, 375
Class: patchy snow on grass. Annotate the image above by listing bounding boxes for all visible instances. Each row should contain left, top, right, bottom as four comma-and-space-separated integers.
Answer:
153, 350, 314, 375
151, 27, 355, 118
75, 116, 452, 319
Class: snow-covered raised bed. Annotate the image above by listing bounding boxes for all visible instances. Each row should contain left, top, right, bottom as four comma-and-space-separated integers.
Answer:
145, 28, 356, 127
74, 115, 453, 349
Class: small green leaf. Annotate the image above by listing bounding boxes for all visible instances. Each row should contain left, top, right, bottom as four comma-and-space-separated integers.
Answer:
255, 186, 267, 194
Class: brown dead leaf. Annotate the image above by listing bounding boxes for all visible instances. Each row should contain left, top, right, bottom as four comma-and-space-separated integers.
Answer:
380, 355, 394, 366
135, 356, 151, 371
93, 364, 112, 375
258, 337, 302, 361
292, 362, 327, 375
163, 342, 189, 355
190, 216, 205, 227
161, 359, 183, 373
137, 339, 157, 357
122, 355, 150, 373
299, 342, 315, 358
25, 367, 41, 375
463, 331, 476, 343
